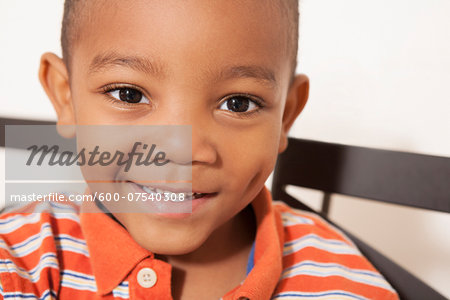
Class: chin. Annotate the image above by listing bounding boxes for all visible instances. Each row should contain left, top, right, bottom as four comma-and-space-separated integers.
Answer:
123, 220, 208, 256
135, 233, 205, 255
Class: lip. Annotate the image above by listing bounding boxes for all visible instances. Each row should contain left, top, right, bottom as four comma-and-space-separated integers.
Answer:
128, 181, 217, 217
128, 181, 212, 194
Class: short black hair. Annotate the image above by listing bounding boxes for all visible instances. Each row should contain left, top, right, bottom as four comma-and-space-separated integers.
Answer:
61, 0, 85, 70
61, 0, 299, 80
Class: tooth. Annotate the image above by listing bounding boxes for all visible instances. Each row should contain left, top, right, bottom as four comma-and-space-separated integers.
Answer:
140, 184, 198, 201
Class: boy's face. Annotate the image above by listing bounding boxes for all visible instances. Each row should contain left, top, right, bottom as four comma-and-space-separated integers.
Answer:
40, 0, 308, 254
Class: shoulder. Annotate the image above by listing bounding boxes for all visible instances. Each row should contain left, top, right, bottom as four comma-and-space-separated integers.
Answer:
271, 201, 399, 300
0, 201, 84, 299
272, 201, 355, 245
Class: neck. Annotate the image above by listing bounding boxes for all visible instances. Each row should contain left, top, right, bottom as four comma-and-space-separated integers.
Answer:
159, 204, 257, 299
164, 203, 256, 266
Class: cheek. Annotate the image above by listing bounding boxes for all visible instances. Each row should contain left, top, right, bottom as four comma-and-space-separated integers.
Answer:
71, 84, 100, 124
73, 96, 114, 125
221, 120, 282, 188
70, 80, 119, 125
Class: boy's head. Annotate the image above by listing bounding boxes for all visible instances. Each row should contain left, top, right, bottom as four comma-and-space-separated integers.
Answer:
39, 0, 309, 255
60, 0, 300, 82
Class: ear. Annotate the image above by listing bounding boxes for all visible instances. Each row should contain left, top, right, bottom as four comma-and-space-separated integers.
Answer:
278, 74, 309, 153
38, 52, 76, 138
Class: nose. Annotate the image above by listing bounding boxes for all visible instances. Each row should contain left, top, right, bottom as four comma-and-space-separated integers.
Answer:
144, 98, 218, 166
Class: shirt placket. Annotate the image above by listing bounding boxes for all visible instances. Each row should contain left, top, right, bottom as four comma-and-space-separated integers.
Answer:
127, 257, 173, 300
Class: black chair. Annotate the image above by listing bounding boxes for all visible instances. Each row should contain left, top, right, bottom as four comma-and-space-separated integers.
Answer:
272, 137, 450, 300
0, 117, 56, 148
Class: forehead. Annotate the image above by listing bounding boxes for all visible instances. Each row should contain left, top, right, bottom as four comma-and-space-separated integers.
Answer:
73, 0, 291, 87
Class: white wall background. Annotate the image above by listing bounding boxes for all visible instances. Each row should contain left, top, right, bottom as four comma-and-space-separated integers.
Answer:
0, 0, 449, 297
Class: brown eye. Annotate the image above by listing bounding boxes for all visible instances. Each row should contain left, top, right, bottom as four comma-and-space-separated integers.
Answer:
219, 96, 258, 113
109, 87, 150, 104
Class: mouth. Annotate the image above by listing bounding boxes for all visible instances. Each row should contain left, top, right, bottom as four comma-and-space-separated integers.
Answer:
126, 181, 217, 217
139, 185, 208, 200
129, 181, 216, 201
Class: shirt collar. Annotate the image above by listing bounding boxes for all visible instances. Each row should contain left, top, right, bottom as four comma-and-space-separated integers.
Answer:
80, 200, 153, 295
80, 186, 284, 299
229, 186, 285, 299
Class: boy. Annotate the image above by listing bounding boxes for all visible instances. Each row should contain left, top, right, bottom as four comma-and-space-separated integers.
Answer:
0, 0, 398, 299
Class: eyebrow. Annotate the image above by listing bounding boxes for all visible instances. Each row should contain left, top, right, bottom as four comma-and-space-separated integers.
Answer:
88, 51, 277, 88
88, 52, 166, 78
217, 65, 277, 88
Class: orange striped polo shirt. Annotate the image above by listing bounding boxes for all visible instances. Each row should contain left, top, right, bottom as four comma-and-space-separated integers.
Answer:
0, 186, 398, 299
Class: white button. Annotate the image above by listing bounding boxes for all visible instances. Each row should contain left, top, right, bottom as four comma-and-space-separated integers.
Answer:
137, 267, 157, 288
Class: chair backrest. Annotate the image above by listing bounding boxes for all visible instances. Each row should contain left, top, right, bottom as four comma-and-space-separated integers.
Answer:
272, 137, 449, 300
0, 117, 56, 148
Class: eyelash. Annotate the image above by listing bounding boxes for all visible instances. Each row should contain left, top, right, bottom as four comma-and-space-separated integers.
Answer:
100, 83, 149, 107
100, 84, 265, 115
219, 93, 265, 118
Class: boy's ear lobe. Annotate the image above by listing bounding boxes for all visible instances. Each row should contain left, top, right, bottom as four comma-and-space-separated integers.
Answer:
278, 74, 309, 153
39, 52, 75, 138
